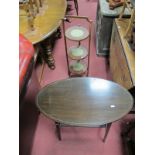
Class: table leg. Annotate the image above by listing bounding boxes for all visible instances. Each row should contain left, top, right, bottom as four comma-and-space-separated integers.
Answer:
74, 0, 78, 15
34, 0, 39, 13
39, 60, 45, 84
41, 38, 55, 70
103, 123, 112, 142
55, 122, 61, 140
55, 27, 62, 39
39, 0, 42, 7
40, 28, 62, 69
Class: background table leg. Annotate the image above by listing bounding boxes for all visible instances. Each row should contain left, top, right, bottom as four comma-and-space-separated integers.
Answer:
41, 38, 55, 70
40, 28, 62, 70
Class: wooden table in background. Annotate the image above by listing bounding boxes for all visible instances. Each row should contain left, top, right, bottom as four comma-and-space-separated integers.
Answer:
19, 0, 67, 69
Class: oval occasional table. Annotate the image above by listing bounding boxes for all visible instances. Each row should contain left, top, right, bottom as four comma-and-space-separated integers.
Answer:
36, 77, 133, 142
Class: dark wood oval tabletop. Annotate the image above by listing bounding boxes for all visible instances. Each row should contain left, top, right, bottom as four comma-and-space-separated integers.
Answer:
36, 77, 133, 127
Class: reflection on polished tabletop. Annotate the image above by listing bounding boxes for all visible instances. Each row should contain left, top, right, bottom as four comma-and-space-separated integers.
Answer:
36, 78, 133, 126
19, 0, 67, 44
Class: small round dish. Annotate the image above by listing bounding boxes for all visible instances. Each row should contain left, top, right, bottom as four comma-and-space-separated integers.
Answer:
65, 26, 89, 41
69, 62, 87, 75
68, 46, 88, 60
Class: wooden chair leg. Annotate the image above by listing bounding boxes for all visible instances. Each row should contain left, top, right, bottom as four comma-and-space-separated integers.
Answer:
55, 122, 61, 140
39, 0, 42, 7
34, 0, 39, 13
103, 123, 112, 142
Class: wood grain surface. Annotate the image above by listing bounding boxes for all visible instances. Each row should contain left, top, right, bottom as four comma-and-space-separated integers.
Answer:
115, 19, 135, 84
110, 19, 135, 89
19, 0, 67, 44
36, 77, 133, 127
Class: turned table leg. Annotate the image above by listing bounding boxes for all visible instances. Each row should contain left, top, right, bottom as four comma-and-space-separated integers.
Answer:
40, 27, 62, 70
41, 38, 55, 70
55, 27, 62, 39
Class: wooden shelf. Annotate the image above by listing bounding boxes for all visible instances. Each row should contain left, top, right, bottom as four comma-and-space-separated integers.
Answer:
69, 62, 87, 76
